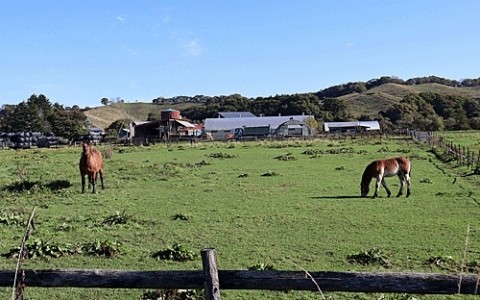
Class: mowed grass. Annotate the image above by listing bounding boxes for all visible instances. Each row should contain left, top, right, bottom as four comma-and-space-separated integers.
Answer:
0, 137, 480, 299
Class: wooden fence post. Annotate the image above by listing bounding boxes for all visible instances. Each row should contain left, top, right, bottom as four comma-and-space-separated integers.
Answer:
201, 248, 221, 300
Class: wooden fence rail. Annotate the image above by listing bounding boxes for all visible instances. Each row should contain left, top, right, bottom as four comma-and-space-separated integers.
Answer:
1, 269, 480, 294
1, 249, 480, 299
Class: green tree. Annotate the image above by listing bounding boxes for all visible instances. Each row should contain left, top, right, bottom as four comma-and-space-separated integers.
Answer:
101, 97, 109, 106
48, 108, 89, 142
321, 98, 353, 121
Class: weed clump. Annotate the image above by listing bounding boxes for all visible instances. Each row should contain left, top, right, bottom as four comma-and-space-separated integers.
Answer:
172, 213, 191, 221
101, 210, 133, 226
152, 243, 197, 261
81, 240, 122, 257
261, 171, 279, 177
275, 152, 296, 161
0, 211, 25, 226
347, 247, 390, 268
2, 239, 77, 259
208, 152, 235, 159
141, 289, 204, 300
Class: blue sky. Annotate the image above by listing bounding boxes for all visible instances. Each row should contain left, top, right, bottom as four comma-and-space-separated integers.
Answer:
1, 1, 479, 108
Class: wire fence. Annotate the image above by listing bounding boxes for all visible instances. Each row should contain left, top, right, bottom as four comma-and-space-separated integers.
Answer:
409, 130, 480, 172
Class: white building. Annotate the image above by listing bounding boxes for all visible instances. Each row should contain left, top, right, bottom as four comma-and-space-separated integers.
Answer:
204, 114, 315, 140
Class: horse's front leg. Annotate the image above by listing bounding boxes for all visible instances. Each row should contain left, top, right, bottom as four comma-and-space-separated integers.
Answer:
381, 179, 392, 197
81, 175, 86, 193
99, 170, 104, 190
90, 173, 96, 194
374, 177, 382, 198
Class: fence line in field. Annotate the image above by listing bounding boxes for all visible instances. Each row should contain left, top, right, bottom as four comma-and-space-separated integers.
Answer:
409, 130, 480, 171
1, 249, 480, 300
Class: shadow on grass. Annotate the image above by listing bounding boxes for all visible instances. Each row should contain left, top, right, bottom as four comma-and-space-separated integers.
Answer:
4, 179, 72, 192
311, 195, 365, 200
45, 180, 72, 191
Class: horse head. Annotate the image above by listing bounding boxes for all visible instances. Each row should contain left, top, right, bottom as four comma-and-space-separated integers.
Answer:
82, 141, 92, 155
360, 182, 369, 197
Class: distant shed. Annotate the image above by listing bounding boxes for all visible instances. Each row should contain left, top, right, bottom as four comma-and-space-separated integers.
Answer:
274, 119, 313, 137
323, 121, 380, 133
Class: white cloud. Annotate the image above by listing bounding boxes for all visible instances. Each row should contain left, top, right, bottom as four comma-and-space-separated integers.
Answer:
181, 40, 202, 57
116, 16, 125, 22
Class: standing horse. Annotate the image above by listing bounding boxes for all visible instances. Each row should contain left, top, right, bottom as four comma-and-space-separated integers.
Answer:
360, 157, 411, 198
79, 141, 104, 193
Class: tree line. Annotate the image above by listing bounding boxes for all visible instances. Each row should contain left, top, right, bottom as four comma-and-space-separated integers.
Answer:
2, 75, 480, 140
178, 91, 480, 132
0, 94, 89, 142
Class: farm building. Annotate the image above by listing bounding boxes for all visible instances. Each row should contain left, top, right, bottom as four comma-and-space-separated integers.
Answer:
323, 121, 381, 133
132, 109, 197, 143
203, 114, 315, 140
274, 119, 313, 137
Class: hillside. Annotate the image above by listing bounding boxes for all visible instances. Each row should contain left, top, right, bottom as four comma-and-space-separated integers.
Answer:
84, 82, 480, 129
84, 102, 203, 129
341, 83, 480, 118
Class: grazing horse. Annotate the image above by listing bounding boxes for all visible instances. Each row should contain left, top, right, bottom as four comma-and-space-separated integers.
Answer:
79, 141, 104, 193
360, 157, 411, 198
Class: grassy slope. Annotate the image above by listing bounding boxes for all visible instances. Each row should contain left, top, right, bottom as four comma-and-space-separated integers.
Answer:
84, 102, 204, 129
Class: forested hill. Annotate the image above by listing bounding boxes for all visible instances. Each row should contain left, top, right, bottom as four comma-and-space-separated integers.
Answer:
85, 75, 480, 132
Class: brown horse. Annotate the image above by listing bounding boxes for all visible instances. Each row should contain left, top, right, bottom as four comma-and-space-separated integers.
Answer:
360, 157, 411, 198
79, 141, 104, 193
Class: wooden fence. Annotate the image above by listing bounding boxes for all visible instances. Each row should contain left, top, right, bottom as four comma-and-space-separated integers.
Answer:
1, 249, 480, 300
410, 130, 480, 171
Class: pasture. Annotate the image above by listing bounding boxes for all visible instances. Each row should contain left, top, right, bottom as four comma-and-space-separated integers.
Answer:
0, 136, 479, 300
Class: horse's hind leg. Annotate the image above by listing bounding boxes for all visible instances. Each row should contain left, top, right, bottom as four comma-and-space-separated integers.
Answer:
405, 173, 412, 197
91, 173, 97, 194
396, 175, 405, 197
381, 179, 392, 197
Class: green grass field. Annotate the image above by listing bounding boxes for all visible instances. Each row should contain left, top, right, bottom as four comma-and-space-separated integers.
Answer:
1, 136, 480, 299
